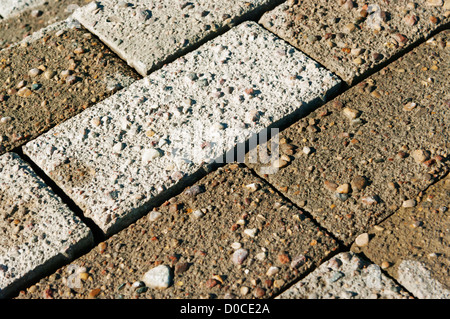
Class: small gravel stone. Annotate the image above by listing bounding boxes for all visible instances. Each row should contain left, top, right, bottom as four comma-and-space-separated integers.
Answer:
402, 199, 416, 208
355, 233, 369, 247
336, 183, 351, 194
351, 175, 368, 191
232, 249, 249, 265
142, 265, 173, 289
29, 68, 41, 77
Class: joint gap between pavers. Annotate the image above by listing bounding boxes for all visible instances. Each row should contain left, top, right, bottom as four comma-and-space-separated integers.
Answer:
361, 169, 450, 235
270, 246, 346, 299
352, 251, 416, 299
243, 163, 346, 250
14, 146, 105, 244
79, 1, 286, 77
343, 21, 450, 88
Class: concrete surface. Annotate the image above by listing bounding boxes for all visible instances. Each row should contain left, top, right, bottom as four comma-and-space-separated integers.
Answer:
23, 21, 340, 236
0, 152, 93, 298
0, 0, 448, 301
73, 0, 285, 75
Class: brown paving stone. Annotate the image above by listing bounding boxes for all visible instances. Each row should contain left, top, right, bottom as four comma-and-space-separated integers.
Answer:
247, 30, 449, 245
0, 0, 93, 50
0, 22, 140, 155
14, 164, 339, 299
352, 174, 450, 298
259, 0, 450, 84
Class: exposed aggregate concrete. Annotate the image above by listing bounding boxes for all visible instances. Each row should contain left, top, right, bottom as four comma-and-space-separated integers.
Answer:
260, 0, 450, 84
14, 165, 339, 299
73, 0, 286, 75
0, 19, 140, 155
276, 251, 411, 299
0, 152, 93, 298
0, 0, 92, 50
247, 30, 449, 245
23, 21, 341, 236
353, 174, 450, 299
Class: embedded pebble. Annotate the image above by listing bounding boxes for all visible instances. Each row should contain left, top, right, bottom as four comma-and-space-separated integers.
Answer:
142, 265, 173, 289
355, 233, 369, 247
232, 248, 249, 265
402, 199, 417, 208
29, 68, 41, 77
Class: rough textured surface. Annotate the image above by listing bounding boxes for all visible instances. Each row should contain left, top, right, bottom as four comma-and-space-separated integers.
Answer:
23, 21, 341, 236
353, 174, 450, 299
0, 0, 92, 50
276, 251, 411, 299
0, 18, 140, 155
0, 152, 93, 298
73, 0, 285, 75
0, 0, 45, 19
260, 0, 450, 84
14, 164, 338, 299
247, 30, 449, 245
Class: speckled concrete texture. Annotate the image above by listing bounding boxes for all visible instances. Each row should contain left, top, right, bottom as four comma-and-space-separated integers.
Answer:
0, 18, 140, 155
0, 152, 93, 298
247, 30, 449, 245
14, 164, 339, 299
73, 0, 285, 75
260, 0, 450, 84
276, 251, 411, 299
353, 174, 450, 299
23, 21, 341, 236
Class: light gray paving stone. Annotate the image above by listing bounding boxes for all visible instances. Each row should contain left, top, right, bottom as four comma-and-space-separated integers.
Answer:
0, 0, 46, 19
73, 0, 285, 75
23, 21, 341, 236
276, 252, 411, 299
0, 152, 94, 298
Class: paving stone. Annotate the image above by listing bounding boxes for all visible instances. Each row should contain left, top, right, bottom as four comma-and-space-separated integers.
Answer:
0, 18, 140, 155
73, 0, 285, 75
0, 0, 45, 19
352, 175, 450, 299
14, 164, 339, 299
259, 0, 450, 84
0, 0, 92, 50
276, 251, 411, 299
23, 21, 341, 236
247, 30, 450, 245
0, 152, 94, 298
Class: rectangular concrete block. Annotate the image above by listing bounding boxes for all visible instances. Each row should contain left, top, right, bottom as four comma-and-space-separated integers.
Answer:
23, 21, 341, 236
260, 0, 450, 84
0, 152, 93, 298
73, 0, 285, 75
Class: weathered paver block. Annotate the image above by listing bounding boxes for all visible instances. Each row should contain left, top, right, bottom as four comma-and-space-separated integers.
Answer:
0, 0, 45, 19
23, 21, 341, 236
352, 175, 450, 299
0, 152, 93, 299
247, 30, 449, 245
276, 251, 411, 299
73, 0, 285, 75
0, 0, 92, 50
14, 164, 339, 299
260, 0, 450, 84
0, 17, 140, 155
